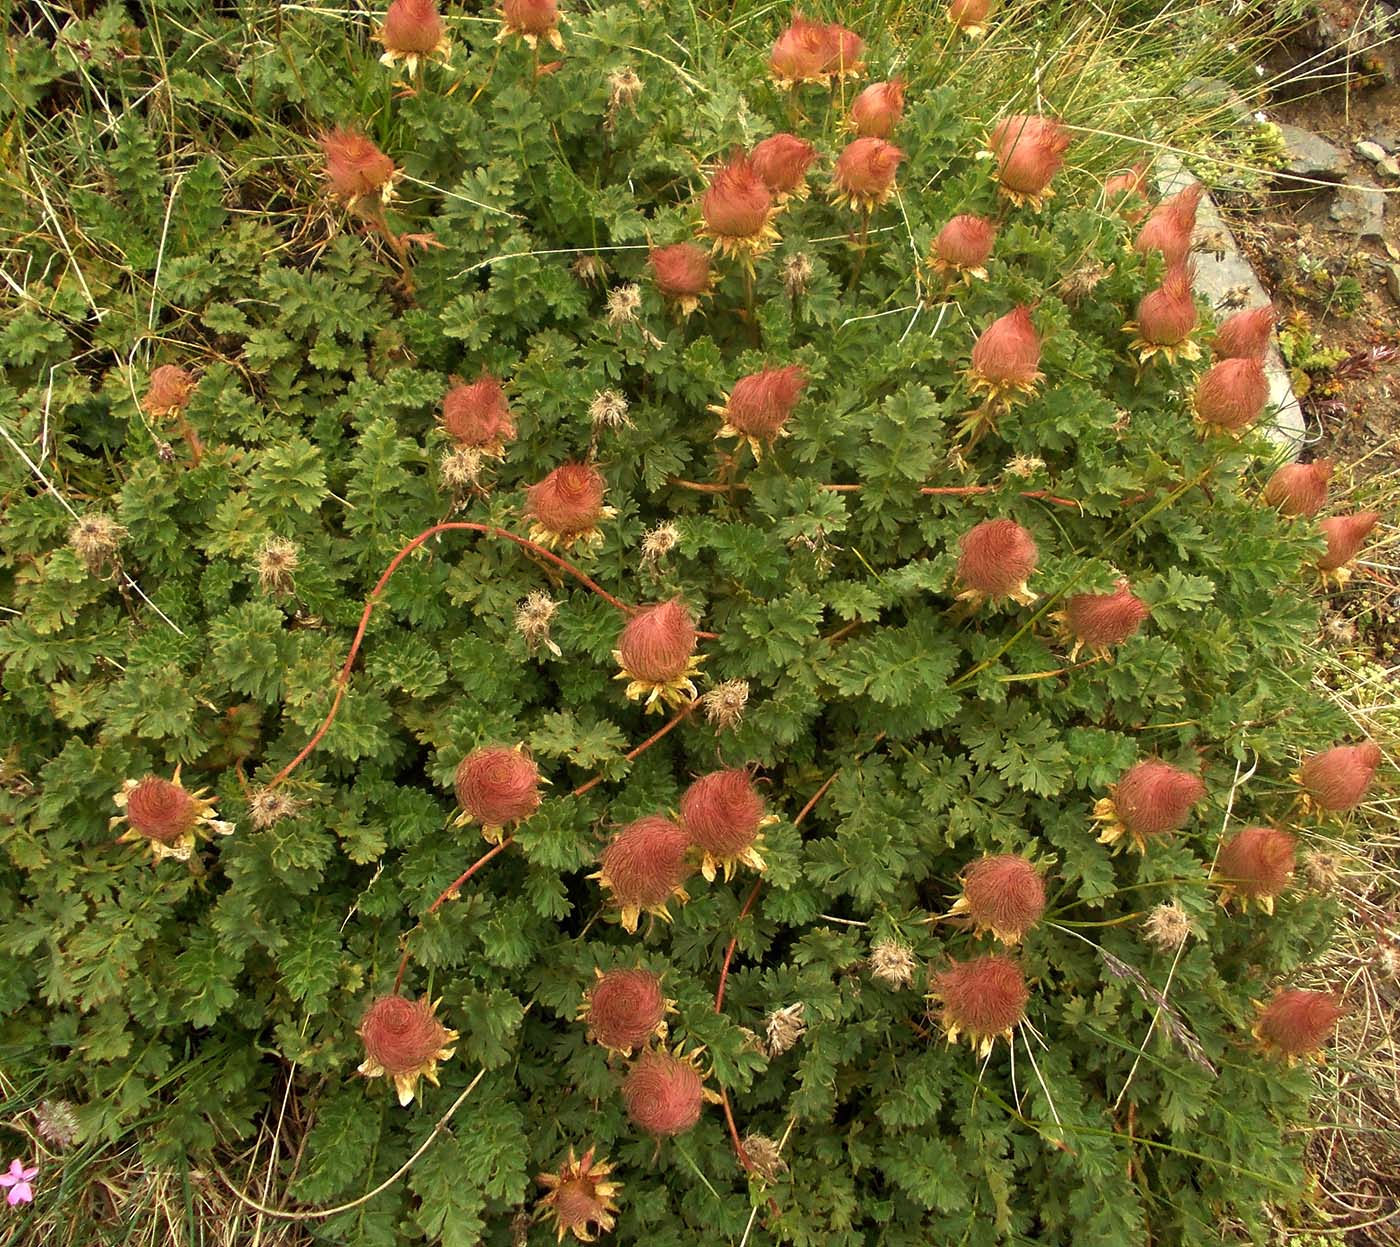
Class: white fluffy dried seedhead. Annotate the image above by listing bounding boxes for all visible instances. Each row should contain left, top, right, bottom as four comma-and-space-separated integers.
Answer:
1301, 850, 1341, 893
868, 939, 916, 988
641, 521, 680, 570
249, 787, 303, 829
34, 1099, 80, 1149
765, 1002, 806, 1056
783, 252, 814, 298
439, 446, 486, 493
571, 254, 609, 285
1142, 900, 1192, 952
1061, 261, 1110, 306
589, 389, 633, 433
741, 1134, 789, 1183
69, 514, 127, 574
605, 67, 643, 128
701, 679, 749, 731
257, 537, 300, 594
605, 283, 643, 328
1004, 454, 1045, 479
515, 591, 562, 656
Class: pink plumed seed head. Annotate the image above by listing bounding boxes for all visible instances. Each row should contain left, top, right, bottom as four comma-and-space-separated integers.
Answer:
649, 243, 711, 301
750, 133, 818, 197
1065, 581, 1149, 650
1194, 357, 1269, 431
616, 599, 696, 684
1213, 304, 1276, 360
680, 769, 766, 859
320, 127, 396, 202
441, 376, 515, 448
701, 158, 773, 241
585, 968, 667, 1052
948, 0, 993, 29
526, 464, 608, 539
502, 0, 558, 37
126, 776, 198, 844
1135, 263, 1197, 346
962, 855, 1045, 941
850, 79, 906, 139
1218, 826, 1296, 902
956, 519, 1038, 598
833, 136, 905, 201
600, 816, 691, 910
989, 115, 1069, 197
1112, 760, 1205, 838
970, 306, 1041, 387
454, 746, 542, 827
935, 954, 1028, 1040
1263, 460, 1332, 517
622, 1049, 705, 1136
1134, 183, 1203, 267
935, 215, 997, 271
382, 0, 443, 53
1256, 989, 1343, 1058
1299, 742, 1382, 811
360, 996, 451, 1076
1317, 512, 1380, 573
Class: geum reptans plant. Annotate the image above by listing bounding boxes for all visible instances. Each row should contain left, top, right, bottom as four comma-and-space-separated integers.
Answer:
0, 3, 1390, 1246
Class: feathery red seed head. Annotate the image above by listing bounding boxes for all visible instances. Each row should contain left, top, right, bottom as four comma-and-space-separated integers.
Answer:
441, 376, 514, 448
143, 364, 195, 414
948, 0, 993, 30
768, 15, 832, 82
820, 23, 864, 75
833, 137, 905, 202
1263, 459, 1332, 518
1134, 183, 1203, 266
701, 157, 773, 241
680, 769, 766, 858
586, 968, 667, 1052
622, 1049, 705, 1136
971, 306, 1041, 387
526, 463, 607, 539
616, 599, 696, 684
1300, 742, 1382, 811
1218, 826, 1296, 902
359, 995, 451, 1076
382, 0, 443, 53
649, 243, 711, 301
454, 746, 541, 827
1213, 304, 1276, 360
320, 127, 396, 203
1256, 988, 1343, 1058
600, 816, 691, 911
956, 519, 1038, 598
962, 855, 1045, 941
1194, 357, 1269, 431
935, 215, 997, 271
1065, 581, 1149, 650
125, 776, 199, 844
1112, 760, 1205, 838
850, 79, 906, 139
502, 0, 559, 37
1135, 263, 1197, 346
1317, 511, 1380, 573
750, 133, 818, 197
989, 115, 1069, 197
723, 365, 808, 442
935, 954, 1028, 1040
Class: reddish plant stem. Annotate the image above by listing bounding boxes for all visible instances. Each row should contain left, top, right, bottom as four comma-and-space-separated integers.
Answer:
393, 836, 516, 993
714, 877, 765, 1015
267, 522, 636, 790
668, 476, 1084, 509
571, 699, 699, 799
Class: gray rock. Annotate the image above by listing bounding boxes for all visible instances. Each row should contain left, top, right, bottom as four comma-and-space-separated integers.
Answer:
1355, 139, 1388, 163
1183, 77, 1256, 127
1152, 158, 1306, 458
1370, 125, 1400, 153
1384, 263, 1400, 304
1326, 180, 1387, 237
1379, 156, 1400, 179
1275, 123, 1348, 181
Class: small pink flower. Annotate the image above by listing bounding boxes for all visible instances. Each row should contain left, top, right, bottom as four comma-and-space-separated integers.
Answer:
0, 1159, 37, 1206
